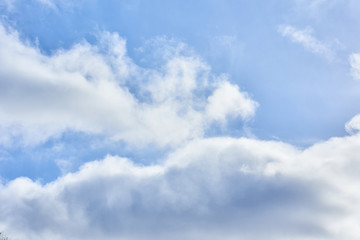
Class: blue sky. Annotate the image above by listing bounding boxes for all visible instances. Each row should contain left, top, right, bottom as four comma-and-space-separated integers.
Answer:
1, 0, 360, 239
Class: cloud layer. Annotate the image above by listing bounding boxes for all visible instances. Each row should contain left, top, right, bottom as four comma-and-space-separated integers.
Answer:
1, 131, 360, 240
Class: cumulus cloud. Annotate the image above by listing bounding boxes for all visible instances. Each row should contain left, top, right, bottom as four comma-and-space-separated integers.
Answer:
206, 81, 258, 123
1, 126, 360, 240
349, 53, 360, 80
0, 23, 256, 147
278, 25, 334, 60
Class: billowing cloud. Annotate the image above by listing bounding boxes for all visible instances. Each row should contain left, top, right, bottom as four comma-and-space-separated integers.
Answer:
349, 53, 360, 80
278, 25, 334, 60
0, 23, 256, 147
1, 123, 360, 240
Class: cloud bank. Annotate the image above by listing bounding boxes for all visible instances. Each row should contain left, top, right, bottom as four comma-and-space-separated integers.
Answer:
1, 132, 360, 240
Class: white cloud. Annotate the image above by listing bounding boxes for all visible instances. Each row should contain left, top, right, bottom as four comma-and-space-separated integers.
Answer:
349, 53, 360, 80
0, 23, 255, 147
206, 81, 258, 123
1, 122, 360, 239
278, 25, 334, 60
345, 114, 360, 134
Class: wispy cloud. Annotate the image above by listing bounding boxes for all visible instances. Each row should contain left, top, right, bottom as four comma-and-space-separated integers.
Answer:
349, 53, 360, 80
0, 0, 57, 11
278, 24, 335, 60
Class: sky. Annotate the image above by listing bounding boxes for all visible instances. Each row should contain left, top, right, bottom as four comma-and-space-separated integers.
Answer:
0, 0, 360, 239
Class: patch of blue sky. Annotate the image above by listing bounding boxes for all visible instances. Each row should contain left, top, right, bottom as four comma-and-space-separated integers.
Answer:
0, 131, 171, 182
